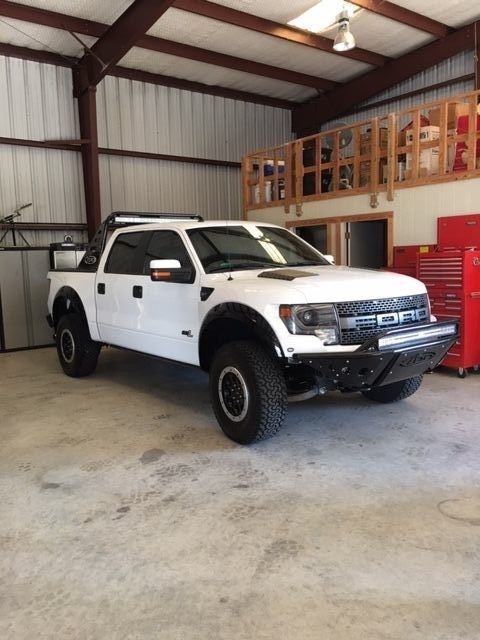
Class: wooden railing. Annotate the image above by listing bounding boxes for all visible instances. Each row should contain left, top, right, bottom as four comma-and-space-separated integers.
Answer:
242, 89, 480, 215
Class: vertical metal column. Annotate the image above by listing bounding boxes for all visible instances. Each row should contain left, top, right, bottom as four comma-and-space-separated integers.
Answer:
77, 85, 101, 240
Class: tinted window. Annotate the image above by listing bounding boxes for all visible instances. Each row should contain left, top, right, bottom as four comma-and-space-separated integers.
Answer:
105, 232, 144, 274
142, 231, 194, 275
187, 225, 328, 273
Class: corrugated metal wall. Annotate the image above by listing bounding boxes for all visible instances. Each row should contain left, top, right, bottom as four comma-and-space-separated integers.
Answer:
0, 56, 85, 245
322, 50, 475, 130
96, 76, 292, 162
0, 56, 292, 246
96, 75, 291, 222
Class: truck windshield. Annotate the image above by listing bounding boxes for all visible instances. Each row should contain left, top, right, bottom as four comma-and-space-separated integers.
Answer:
187, 225, 329, 274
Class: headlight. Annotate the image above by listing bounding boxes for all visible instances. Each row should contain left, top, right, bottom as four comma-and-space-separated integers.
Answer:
279, 304, 339, 344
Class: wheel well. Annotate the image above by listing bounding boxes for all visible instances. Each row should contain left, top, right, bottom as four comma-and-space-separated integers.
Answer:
199, 304, 283, 371
52, 288, 87, 328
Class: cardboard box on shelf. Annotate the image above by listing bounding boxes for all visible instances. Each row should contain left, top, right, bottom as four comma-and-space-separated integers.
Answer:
428, 102, 472, 129
406, 148, 439, 175
405, 125, 440, 145
358, 159, 387, 186
360, 128, 388, 155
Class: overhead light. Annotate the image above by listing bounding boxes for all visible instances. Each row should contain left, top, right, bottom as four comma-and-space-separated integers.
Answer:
288, 1, 358, 35
333, 9, 356, 52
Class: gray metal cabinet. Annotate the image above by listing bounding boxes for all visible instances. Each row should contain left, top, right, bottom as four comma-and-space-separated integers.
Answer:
0, 248, 54, 351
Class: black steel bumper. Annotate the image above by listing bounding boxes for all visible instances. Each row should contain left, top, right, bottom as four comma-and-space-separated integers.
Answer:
293, 321, 459, 391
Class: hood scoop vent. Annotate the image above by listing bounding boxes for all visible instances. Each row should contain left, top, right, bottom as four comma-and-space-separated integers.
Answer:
258, 269, 317, 281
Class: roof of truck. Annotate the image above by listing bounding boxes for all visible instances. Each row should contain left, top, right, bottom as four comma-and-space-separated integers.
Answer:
111, 219, 281, 233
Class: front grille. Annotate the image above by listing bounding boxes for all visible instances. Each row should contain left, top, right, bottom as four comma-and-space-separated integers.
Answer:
335, 294, 429, 345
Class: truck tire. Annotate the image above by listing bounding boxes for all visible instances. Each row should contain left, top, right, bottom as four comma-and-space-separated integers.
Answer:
56, 314, 101, 377
362, 375, 423, 403
210, 340, 287, 444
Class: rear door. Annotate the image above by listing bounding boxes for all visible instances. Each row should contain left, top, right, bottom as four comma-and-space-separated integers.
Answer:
95, 230, 149, 350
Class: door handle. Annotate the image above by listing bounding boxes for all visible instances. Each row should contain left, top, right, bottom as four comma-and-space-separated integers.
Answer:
132, 285, 143, 299
97, 283, 105, 294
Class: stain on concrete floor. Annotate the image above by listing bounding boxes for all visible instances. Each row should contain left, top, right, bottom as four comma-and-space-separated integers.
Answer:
1, 347, 480, 639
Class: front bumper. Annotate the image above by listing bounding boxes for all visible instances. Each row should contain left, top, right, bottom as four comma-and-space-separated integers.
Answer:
293, 321, 458, 391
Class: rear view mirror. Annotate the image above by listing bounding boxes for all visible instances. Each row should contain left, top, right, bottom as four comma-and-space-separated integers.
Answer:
150, 259, 194, 283
324, 254, 335, 264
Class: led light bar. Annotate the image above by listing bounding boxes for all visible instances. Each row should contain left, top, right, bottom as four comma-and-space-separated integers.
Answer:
113, 216, 190, 224
378, 323, 457, 351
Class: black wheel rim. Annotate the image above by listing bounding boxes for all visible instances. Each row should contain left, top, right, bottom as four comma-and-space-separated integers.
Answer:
218, 366, 249, 422
60, 329, 75, 364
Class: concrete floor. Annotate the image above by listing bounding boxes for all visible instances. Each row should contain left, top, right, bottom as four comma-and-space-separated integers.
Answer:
1, 347, 480, 640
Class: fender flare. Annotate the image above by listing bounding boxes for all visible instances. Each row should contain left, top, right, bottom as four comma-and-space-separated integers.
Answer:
52, 286, 88, 327
198, 302, 284, 370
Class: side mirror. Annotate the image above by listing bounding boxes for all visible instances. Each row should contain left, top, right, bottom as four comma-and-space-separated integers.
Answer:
150, 259, 194, 283
324, 254, 335, 264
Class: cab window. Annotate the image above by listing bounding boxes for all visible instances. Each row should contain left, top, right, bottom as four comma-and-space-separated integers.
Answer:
105, 232, 144, 274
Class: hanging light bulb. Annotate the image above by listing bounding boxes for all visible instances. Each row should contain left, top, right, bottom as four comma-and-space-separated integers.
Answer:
333, 10, 356, 52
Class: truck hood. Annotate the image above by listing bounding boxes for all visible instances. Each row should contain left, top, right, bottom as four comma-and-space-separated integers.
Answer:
205, 265, 426, 303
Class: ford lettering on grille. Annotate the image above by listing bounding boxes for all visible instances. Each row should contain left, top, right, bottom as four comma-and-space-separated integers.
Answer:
335, 295, 429, 345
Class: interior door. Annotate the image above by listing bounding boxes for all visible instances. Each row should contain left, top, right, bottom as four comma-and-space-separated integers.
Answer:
296, 224, 328, 254
347, 220, 387, 269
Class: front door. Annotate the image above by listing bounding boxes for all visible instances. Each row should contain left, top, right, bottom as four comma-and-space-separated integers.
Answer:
135, 229, 200, 365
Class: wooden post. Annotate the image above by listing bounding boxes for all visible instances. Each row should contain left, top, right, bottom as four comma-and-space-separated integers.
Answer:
410, 109, 420, 180
315, 135, 321, 195
387, 113, 396, 201
370, 117, 379, 191
353, 126, 360, 188
332, 131, 340, 192
258, 155, 265, 207
295, 139, 303, 216
467, 96, 477, 171
284, 143, 292, 214
241, 156, 250, 219
438, 100, 448, 175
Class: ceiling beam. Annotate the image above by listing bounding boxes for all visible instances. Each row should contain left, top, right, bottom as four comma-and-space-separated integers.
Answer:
0, 41, 74, 67
292, 23, 475, 135
172, 0, 389, 67
349, 0, 451, 38
0, 1, 338, 93
73, 0, 175, 96
0, 42, 296, 109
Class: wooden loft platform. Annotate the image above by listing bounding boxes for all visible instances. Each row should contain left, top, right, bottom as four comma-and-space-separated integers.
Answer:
242, 90, 480, 218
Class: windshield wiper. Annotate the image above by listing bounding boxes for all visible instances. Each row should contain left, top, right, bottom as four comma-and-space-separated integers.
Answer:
287, 261, 325, 267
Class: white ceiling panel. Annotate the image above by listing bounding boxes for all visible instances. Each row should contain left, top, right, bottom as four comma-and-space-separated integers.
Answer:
387, 0, 480, 29
0, 17, 96, 57
320, 10, 435, 58
120, 46, 317, 102
4, 0, 134, 24
205, 0, 322, 25
147, 8, 371, 82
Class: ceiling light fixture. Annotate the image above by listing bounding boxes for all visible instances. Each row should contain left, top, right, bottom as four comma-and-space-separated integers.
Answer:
333, 9, 356, 52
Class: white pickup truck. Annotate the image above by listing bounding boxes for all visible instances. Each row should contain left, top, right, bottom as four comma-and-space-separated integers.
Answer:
47, 212, 458, 444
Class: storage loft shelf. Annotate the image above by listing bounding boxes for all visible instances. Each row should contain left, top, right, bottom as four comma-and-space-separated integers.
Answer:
242, 89, 480, 215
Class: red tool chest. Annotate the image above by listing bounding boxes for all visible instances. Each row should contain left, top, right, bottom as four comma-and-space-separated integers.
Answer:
390, 244, 435, 278
417, 249, 480, 376
437, 213, 480, 250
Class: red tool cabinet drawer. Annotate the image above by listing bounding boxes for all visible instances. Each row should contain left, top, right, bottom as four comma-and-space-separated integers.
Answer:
438, 213, 480, 250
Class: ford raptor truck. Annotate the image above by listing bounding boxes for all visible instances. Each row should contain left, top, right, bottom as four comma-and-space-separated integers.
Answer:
46, 212, 458, 444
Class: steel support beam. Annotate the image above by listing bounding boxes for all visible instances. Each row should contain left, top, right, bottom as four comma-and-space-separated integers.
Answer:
293, 23, 476, 135
349, 0, 451, 38
73, 0, 175, 97
77, 88, 101, 239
